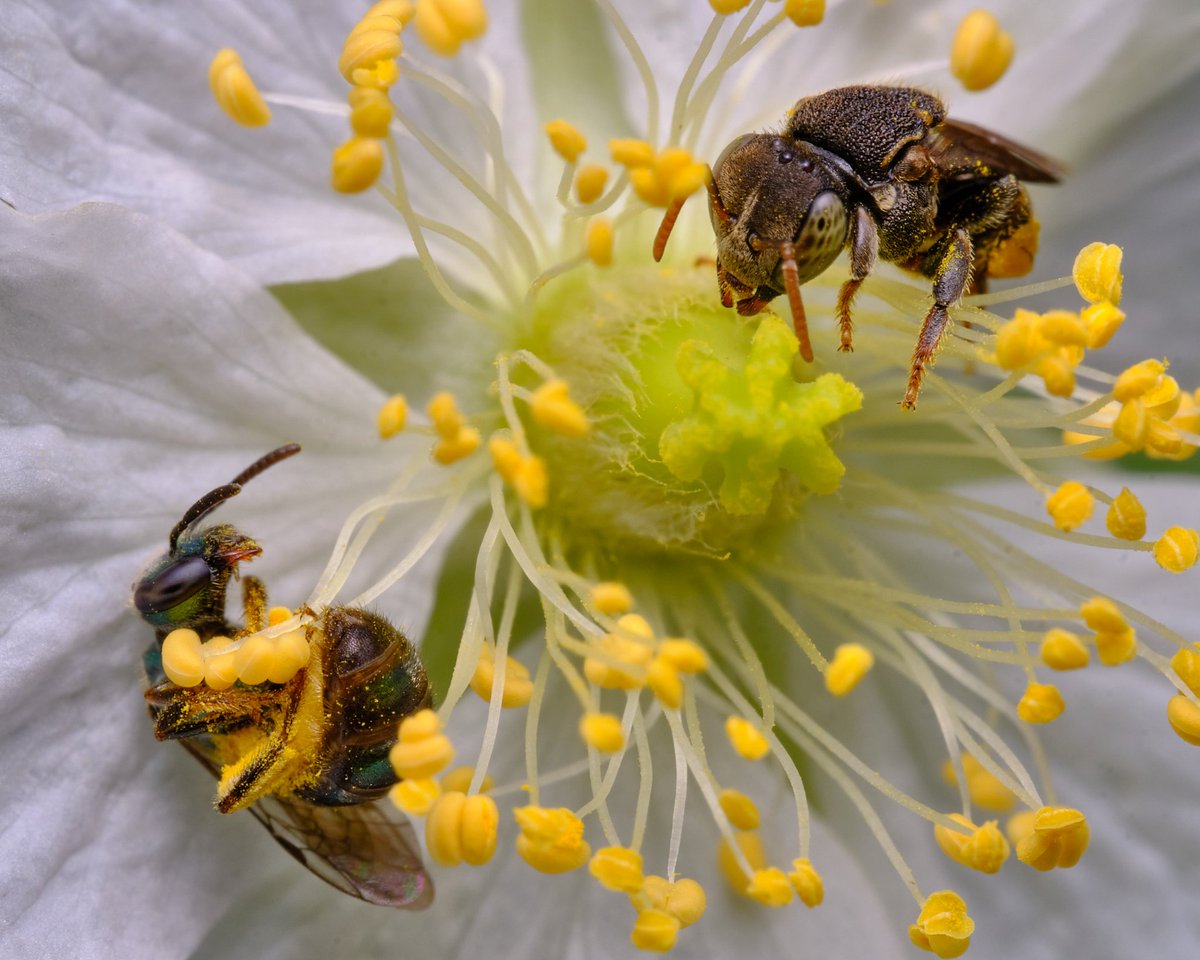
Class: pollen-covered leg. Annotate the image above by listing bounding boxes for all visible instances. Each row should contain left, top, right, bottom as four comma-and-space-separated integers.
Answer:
216, 732, 297, 813
904, 227, 973, 409
145, 681, 269, 740
241, 575, 269, 633
837, 206, 879, 353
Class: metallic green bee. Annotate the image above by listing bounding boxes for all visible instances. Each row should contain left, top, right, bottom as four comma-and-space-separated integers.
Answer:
134, 444, 434, 907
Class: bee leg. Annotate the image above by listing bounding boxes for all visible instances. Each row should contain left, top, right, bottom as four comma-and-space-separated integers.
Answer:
216, 732, 296, 813
653, 195, 688, 262
837, 206, 879, 353
903, 227, 973, 410
242, 575, 269, 633
777, 240, 814, 363
715, 257, 737, 308
146, 683, 259, 740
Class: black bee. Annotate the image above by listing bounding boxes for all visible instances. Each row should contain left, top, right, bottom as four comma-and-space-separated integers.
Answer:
655, 85, 1063, 408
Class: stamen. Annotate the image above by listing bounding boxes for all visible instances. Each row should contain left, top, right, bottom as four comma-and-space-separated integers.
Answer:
208, 49, 271, 127
377, 394, 409, 438
331, 136, 385, 194
1166, 695, 1200, 746
824, 642, 875, 696
950, 10, 1014, 91
909, 890, 974, 959
630, 910, 680, 953
1039, 629, 1090, 670
933, 814, 1010, 874
589, 846, 644, 893
426, 791, 499, 866
783, 0, 825, 28
590, 581, 634, 617
580, 712, 626, 753
348, 85, 394, 137
513, 806, 591, 873
414, 0, 488, 57
724, 716, 770, 761
545, 119, 588, 164
1073, 242, 1124, 305
1171, 644, 1200, 696
575, 164, 609, 205
1014, 806, 1090, 870
470, 645, 534, 707
1105, 486, 1146, 540
390, 708, 455, 779
1017, 682, 1065, 724
718, 788, 760, 830
586, 217, 616, 267
1044, 480, 1094, 532
338, 17, 403, 82
530, 379, 591, 437
788, 859, 823, 907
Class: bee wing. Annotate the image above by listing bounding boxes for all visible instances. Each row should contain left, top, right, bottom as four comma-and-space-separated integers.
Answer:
932, 118, 1066, 183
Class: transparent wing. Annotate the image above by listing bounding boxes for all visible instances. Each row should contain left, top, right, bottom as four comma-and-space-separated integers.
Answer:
932, 117, 1066, 183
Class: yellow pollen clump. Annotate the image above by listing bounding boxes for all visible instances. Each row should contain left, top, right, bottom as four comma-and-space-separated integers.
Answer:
390, 776, 440, 815
609, 138, 656, 169
1082, 300, 1126, 348
783, 0, 825, 28
1017, 681, 1065, 724
590, 581, 633, 616
987, 218, 1040, 278
583, 631, 653, 690
638, 876, 707, 928
1153, 527, 1199, 573
513, 806, 591, 873
788, 858, 824, 907
331, 136, 385, 194
201, 636, 240, 691
414, 0, 488, 57
531, 379, 590, 437
267, 606, 292, 627
440, 765, 494, 794
487, 435, 548, 507
1095, 626, 1137, 666
647, 655, 683, 709
630, 910, 679, 953
1015, 806, 1090, 871
589, 846, 644, 893
470, 645, 534, 707
1073, 242, 1124, 305
1105, 487, 1146, 540
657, 639, 709, 674
390, 708, 455, 779
824, 642, 875, 696
708, 0, 751, 14
544, 119, 587, 164
1166, 695, 1200, 746
348, 85, 394, 138
208, 49, 271, 127
579, 711, 625, 753
941, 754, 1016, 812
1170, 644, 1200, 697
233, 628, 310, 685
1144, 375, 1182, 418
161, 628, 205, 688
338, 17, 403, 82
586, 217, 615, 267
993, 308, 1086, 397
425, 791, 499, 866
429, 392, 481, 464
725, 715, 770, 761
629, 147, 710, 207
746, 867, 794, 907
351, 58, 400, 90
377, 394, 409, 439
1081, 594, 1128, 631
718, 788, 761, 831
717, 831, 765, 896
909, 890, 974, 959
1045, 480, 1094, 532
950, 9, 1013, 92
1038, 310, 1089, 347
1113, 359, 1166, 403
934, 813, 1010, 874
1040, 628, 1090, 670
575, 164, 609, 204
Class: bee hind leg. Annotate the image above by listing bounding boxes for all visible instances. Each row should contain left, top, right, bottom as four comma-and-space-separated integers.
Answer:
904, 227, 973, 410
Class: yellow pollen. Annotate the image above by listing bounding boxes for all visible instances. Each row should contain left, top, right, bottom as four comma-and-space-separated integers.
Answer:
1153, 527, 1199, 573
708, 0, 751, 14
1113, 359, 1166, 403
657, 639, 708, 674
788, 858, 824, 908
201, 636, 240, 691
233, 628, 310, 685
1015, 807, 1090, 871
950, 9, 1013, 91
161, 628, 205, 688
440, 765, 494, 794
1081, 300, 1125, 348
637, 876, 707, 928
531, 379, 590, 437
487, 435, 547, 506
630, 910, 680, 953
609, 138, 656, 169
586, 217, 615, 267
1073, 242, 1124, 305
579, 711, 625, 753
513, 806, 591, 874
351, 57, 400, 90
414, 0, 488, 57
630, 147, 710, 207
426, 791, 499, 866
941, 754, 1017, 812
544, 119, 588, 164
208, 49, 271, 128
1166, 694, 1200, 746
1017, 681, 1065, 724
1094, 626, 1137, 666
717, 831, 765, 896
590, 581, 634, 616
348, 85, 394, 138
589, 846, 644, 893
934, 813, 1010, 874
377, 394, 409, 439
575, 164, 609, 204
725, 716, 770, 761
338, 19, 403, 83
390, 776, 440, 815
909, 890, 974, 959
1113, 398, 1149, 451
433, 427, 482, 464
266, 605, 292, 627
1170, 644, 1200, 697
647, 655, 683, 709
1036, 351, 1077, 398
718, 788, 761, 831
1038, 310, 1088, 347
994, 308, 1045, 370
987, 218, 1039, 278
824, 642, 875, 696
783, 0, 826, 28
331, 136, 385, 194
1039, 628, 1090, 670
428, 391, 466, 437
1045, 480, 1094, 532
1144, 375, 1182, 419
1105, 487, 1146, 541
583, 632, 653, 690
746, 867, 794, 907
470, 645, 534, 707
1080, 594, 1128, 631
390, 708, 455, 779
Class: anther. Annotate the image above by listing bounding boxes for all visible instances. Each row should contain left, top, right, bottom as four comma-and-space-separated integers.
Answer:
1105, 487, 1146, 540
590, 581, 634, 616
934, 814, 1010, 874
1113, 359, 1166, 403
440, 765, 494, 794
942, 754, 1016, 812
1153, 527, 1199, 573
788, 858, 824, 907
202, 636, 240, 691
725, 716, 770, 761
575, 164, 609, 204
950, 10, 1013, 91
717, 831, 765, 896
390, 776, 440, 815
390, 708, 455, 779
746, 868, 794, 907
586, 217, 615, 267
657, 639, 708, 674
1017, 681, 1065, 724
610, 138, 656, 169
531, 379, 590, 436
545, 119, 588, 164
208, 49, 271, 127
579, 711, 625, 753
1167, 694, 1200, 746
514, 806, 591, 873
718, 788, 761, 830
1040, 628, 1090, 670
589, 846, 644, 893
909, 890, 974, 959
647, 655, 684, 709
349, 86, 394, 138
338, 18, 403, 83
1045, 480, 1094, 532
824, 642, 874, 696
378, 394, 409, 438
1015, 806, 1089, 871
630, 910, 680, 953
470, 645, 534, 707
426, 791, 499, 866
331, 136, 385, 194
783, 0, 825, 28
708, 0, 751, 13
415, 0, 488, 57
1170, 644, 1200, 697
1073, 242, 1124, 305
583, 630, 653, 690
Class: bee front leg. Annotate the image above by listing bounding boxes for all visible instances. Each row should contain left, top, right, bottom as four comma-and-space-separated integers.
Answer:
837, 206, 879, 353
904, 227, 973, 410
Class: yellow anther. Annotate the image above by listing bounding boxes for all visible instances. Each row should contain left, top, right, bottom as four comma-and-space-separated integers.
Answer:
367, 0, 416, 23
639, 876, 707, 927
589, 846, 644, 893
1143, 375, 1182, 419
1080, 594, 1128, 632
783, 0, 825, 28
583, 632, 653, 689
267, 606, 293, 627
630, 910, 680, 953
718, 788, 761, 831
986, 218, 1039, 278
709, 0, 751, 14
1170, 644, 1200, 697
1015, 806, 1089, 871
425, 791, 499, 866
717, 830, 765, 896
1167, 694, 1200, 746
338, 19, 403, 83
486, 435, 548, 506
390, 776, 440, 815
1040, 628, 1090, 670
630, 147, 709, 207
348, 85, 394, 138
414, 0, 488, 57
950, 9, 1013, 92
1146, 420, 1185, 459
208, 49, 271, 128
234, 628, 310, 685
788, 858, 824, 907
909, 890, 974, 959
1017, 681, 1065, 724
746, 867, 794, 907
440, 765, 494, 795
824, 642, 874, 696
161, 628, 205, 688
331, 136, 385, 194
1154, 526, 1199, 573
1082, 300, 1125, 348
993, 309, 1045, 370
1105, 487, 1146, 541
609, 138, 656, 168
544, 119, 588, 164
390, 708, 455, 779
647, 656, 683, 709
513, 806, 591, 873
1036, 350, 1077, 398
470, 645, 534, 707
617, 613, 655, 641
725, 715, 770, 760
1045, 480, 1094, 532
201, 636, 240, 691
531, 379, 590, 437
488, 435, 522, 482
1113, 398, 1149, 450
580, 711, 625, 753
433, 427, 482, 465
1073, 242, 1124, 305
1094, 626, 1137, 666
1113, 359, 1166, 403
590, 581, 634, 616
934, 813, 1010, 874
428, 391, 465, 437
1004, 809, 1038, 848
941, 754, 1016, 813
377, 394, 409, 439
657, 639, 708, 674
575, 164, 609, 204
351, 57, 399, 90
1037, 310, 1088, 347
585, 216, 615, 267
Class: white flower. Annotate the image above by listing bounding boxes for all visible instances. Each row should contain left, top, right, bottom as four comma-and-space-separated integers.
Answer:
3, 2, 1200, 959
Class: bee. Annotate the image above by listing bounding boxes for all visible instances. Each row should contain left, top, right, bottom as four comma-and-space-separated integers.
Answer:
655, 84, 1064, 408
133, 444, 434, 908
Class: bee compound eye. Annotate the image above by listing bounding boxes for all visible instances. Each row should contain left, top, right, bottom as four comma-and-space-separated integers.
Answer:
134, 554, 212, 614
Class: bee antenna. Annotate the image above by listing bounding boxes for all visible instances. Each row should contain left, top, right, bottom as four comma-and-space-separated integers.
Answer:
231, 443, 302, 486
